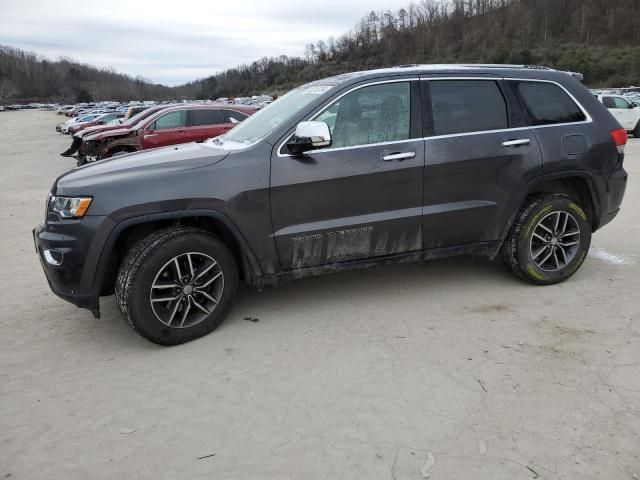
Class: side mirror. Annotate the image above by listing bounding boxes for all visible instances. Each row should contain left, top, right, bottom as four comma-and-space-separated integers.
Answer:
286, 121, 331, 155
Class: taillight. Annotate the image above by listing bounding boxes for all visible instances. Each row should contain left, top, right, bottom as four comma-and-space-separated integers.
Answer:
611, 128, 628, 154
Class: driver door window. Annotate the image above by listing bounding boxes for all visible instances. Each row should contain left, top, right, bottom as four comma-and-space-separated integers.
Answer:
315, 82, 411, 148
152, 110, 187, 130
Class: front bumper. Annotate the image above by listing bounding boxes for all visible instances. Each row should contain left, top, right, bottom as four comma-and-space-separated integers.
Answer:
33, 216, 108, 317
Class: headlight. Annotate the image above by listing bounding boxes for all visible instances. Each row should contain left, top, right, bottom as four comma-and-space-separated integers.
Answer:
48, 195, 92, 219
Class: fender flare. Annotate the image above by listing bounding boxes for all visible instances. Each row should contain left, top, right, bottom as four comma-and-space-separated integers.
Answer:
492, 170, 603, 259
90, 209, 265, 299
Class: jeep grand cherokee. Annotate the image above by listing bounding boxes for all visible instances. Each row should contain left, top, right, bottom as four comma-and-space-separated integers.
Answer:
34, 65, 628, 345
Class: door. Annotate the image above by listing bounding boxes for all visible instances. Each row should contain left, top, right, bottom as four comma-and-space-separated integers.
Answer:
142, 110, 188, 148
270, 80, 424, 270
422, 78, 543, 249
602, 96, 637, 130
187, 108, 229, 142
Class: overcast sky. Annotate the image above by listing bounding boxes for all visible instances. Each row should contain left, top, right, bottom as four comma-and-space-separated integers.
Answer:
0, 0, 409, 86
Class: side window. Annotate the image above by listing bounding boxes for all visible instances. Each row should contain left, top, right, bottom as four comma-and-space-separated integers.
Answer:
152, 110, 187, 130
613, 97, 632, 109
225, 110, 249, 124
314, 82, 411, 148
602, 97, 616, 109
430, 80, 508, 136
191, 109, 225, 126
515, 81, 586, 125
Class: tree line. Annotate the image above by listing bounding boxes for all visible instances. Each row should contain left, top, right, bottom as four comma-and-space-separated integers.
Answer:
0, 45, 177, 103
2, 0, 640, 104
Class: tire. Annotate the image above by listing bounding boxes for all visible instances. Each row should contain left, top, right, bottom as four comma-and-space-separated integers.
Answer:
634, 122, 640, 138
115, 227, 239, 345
501, 194, 591, 285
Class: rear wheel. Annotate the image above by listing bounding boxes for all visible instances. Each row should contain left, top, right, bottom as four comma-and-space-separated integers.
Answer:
115, 227, 239, 345
633, 122, 640, 138
501, 194, 591, 285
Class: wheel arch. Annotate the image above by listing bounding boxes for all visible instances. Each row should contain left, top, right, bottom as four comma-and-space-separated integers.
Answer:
524, 173, 600, 231
493, 172, 602, 259
94, 210, 263, 298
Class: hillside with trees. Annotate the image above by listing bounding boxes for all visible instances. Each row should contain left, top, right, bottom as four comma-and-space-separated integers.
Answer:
0, 45, 177, 104
2, 0, 640, 103
188, 0, 640, 98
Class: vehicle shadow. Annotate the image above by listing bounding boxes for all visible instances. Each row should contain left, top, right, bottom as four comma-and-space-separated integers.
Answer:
92, 255, 516, 347
229, 255, 514, 324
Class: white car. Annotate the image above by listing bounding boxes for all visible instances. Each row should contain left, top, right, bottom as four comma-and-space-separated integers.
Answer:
57, 114, 101, 134
597, 94, 640, 137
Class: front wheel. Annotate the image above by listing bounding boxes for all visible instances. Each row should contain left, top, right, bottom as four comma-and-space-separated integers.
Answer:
501, 194, 592, 285
115, 227, 239, 345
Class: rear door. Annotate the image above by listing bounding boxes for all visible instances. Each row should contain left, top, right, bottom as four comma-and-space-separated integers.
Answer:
142, 110, 189, 148
270, 79, 425, 270
421, 78, 543, 249
187, 108, 228, 142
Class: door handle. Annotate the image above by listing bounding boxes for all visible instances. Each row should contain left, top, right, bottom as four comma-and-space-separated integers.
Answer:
382, 152, 416, 161
502, 139, 531, 147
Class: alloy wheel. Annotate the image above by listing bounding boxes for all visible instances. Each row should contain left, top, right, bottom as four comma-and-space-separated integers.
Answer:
149, 252, 224, 328
529, 211, 581, 272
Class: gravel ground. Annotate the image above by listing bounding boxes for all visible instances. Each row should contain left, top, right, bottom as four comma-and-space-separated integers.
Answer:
1, 110, 639, 480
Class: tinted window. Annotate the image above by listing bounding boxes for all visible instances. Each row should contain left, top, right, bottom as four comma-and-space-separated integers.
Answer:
225, 110, 248, 124
430, 80, 508, 136
515, 82, 586, 125
315, 82, 411, 148
605, 96, 631, 109
153, 110, 187, 130
191, 109, 225, 126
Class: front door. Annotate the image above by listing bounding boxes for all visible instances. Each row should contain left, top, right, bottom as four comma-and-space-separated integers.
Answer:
142, 110, 188, 149
270, 80, 424, 270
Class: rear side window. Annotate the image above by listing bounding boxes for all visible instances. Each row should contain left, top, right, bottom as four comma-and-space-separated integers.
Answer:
153, 110, 187, 130
191, 109, 225, 126
514, 81, 586, 125
430, 80, 508, 136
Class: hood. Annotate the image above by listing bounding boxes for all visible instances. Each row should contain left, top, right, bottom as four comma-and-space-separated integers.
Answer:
54, 142, 230, 194
84, 127, 132, 141
76, 123, 124, 139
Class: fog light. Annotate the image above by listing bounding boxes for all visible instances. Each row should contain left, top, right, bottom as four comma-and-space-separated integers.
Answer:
43, 249, 63, 266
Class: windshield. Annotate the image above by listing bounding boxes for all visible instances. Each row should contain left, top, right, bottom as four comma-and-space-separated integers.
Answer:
221, 84, 333, 145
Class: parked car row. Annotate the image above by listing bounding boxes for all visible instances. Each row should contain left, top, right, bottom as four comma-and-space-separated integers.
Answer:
58, 103, 256, 165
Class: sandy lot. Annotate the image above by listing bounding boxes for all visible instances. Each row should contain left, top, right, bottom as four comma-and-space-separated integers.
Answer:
0, 110, 639, 480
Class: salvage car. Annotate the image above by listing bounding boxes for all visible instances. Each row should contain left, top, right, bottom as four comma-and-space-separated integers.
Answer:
67, 112, 125, 135
77, 104, 254, 164
34, 65, 628, 345
61, 105, 168, 158
56, 113, 102, 133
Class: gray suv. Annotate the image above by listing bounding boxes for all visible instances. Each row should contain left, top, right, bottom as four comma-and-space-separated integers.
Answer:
34, 65, 629, 345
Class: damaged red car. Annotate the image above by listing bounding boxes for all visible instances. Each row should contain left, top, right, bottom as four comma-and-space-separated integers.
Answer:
77, 104, 255, 165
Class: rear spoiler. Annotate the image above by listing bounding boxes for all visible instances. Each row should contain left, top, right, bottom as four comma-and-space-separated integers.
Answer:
566, 71, 584, 82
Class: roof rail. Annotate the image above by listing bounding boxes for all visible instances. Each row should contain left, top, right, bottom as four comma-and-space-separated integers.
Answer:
391, 63, 584, 81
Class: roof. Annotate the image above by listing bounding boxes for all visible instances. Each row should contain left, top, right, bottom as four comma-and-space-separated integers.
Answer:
309, 64, 583, 88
